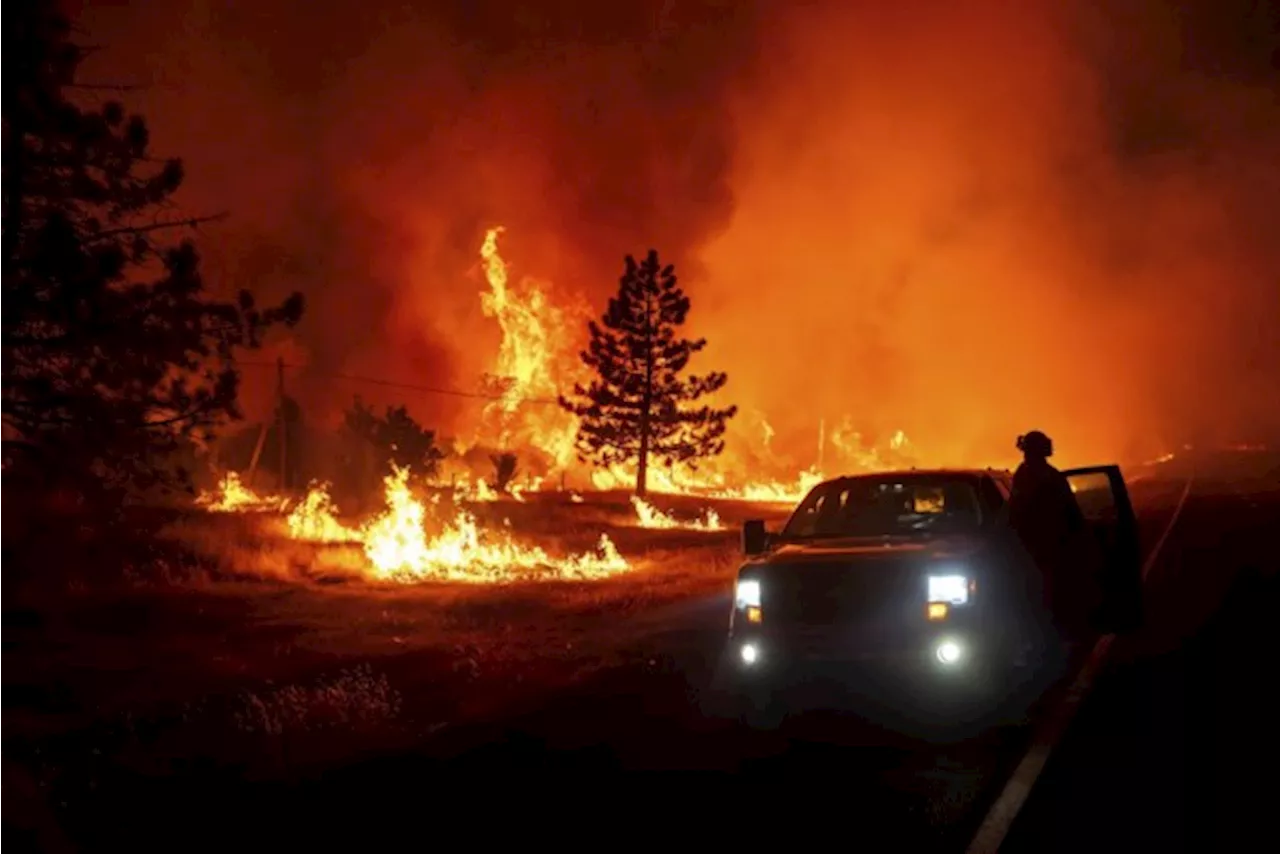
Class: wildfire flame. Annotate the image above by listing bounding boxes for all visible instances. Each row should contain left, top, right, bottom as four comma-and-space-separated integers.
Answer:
196, 471, 286, 512
453, 475, 499, 502
592, 462, 825, 505
474, 227, 580, 469
288, 466, 630, 583
462, 227, 931, 500
451, 474, 536, 503
630, 496, 723, 531
286, 482, 362, 543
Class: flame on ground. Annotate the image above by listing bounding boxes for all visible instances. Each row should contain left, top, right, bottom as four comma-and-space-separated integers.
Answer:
286, 483, 362, 543
630, 496, 723, 531
451, 474, 535, 503
587, 427, 917, 504
593, 463, 825, 505
453, 475, 500, 502
289, 466, 630, 583
196, 472, 286, 512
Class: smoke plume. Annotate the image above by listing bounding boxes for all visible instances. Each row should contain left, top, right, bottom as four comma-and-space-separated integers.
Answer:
77, 0, 1279, 471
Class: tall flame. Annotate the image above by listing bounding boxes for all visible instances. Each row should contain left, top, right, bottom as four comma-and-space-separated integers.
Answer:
475, 227, 579, 470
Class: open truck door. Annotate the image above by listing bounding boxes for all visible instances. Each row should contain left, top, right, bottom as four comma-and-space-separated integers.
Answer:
1063, 465, 1143, 634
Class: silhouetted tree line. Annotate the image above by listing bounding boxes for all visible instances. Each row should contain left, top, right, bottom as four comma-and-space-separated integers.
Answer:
2, 0, 303, 512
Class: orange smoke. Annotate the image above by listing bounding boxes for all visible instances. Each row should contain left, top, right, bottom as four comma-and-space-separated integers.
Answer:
694, 0, 1280, 469
78, 0, 1280, 476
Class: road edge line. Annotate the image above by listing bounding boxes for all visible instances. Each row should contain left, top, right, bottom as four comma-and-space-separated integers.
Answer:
964, 474, 1194, 854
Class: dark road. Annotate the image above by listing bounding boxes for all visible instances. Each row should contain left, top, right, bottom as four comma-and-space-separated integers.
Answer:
998, 481, 1278, 853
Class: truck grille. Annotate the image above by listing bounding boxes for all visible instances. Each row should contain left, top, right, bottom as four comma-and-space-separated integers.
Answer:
760, 560, 924, 630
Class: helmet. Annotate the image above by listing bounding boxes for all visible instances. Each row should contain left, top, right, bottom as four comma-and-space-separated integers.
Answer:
1016, 430, 1053, 457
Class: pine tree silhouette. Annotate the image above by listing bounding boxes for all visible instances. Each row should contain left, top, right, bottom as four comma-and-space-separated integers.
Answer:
2, 0, 303, 498
559, 250, 737, 496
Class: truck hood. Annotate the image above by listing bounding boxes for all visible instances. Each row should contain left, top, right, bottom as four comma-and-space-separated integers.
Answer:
758, 533, 988, 566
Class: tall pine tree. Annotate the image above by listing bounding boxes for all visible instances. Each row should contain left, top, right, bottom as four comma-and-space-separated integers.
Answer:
559, 250, 737, 496
2, 0, 304, 500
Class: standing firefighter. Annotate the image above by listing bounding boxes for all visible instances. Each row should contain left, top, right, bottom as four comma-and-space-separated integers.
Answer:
1008, 430, 1088, 640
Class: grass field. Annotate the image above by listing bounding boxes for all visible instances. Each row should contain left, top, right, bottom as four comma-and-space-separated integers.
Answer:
3, 490, 790, 786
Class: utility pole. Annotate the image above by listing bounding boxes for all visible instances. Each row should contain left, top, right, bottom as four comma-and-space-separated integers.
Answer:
276, 356, 287, 492
246, 421, 269, 486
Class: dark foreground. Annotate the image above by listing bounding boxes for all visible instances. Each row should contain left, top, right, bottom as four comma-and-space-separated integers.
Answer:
1000, 484, 1278, 853
5, 477, 1275, 851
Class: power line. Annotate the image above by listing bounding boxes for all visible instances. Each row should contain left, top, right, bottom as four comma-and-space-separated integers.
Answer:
236, 360, 564, 406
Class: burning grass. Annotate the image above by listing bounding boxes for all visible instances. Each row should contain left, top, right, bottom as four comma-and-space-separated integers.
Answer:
195, 471, 287, 513
171, 461, 773, 587
153, 512, 369, 583
154, 487, 761, 587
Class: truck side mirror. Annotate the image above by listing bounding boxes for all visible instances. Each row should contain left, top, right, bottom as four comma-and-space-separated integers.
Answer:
742, 519, 769, 556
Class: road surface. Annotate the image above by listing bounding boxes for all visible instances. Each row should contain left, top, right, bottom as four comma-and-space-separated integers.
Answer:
998, 479, 1277, 853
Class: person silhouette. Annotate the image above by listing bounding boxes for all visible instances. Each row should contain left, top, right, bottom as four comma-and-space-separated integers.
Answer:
1007, 430, 1087, 641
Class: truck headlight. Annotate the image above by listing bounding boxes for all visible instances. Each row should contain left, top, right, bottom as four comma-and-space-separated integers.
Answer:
927, 574, 969, 605
735, 578, 761, 609
935, 637, 964, 665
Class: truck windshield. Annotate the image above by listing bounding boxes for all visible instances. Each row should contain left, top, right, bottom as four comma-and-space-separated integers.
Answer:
780, 475, 985, 539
